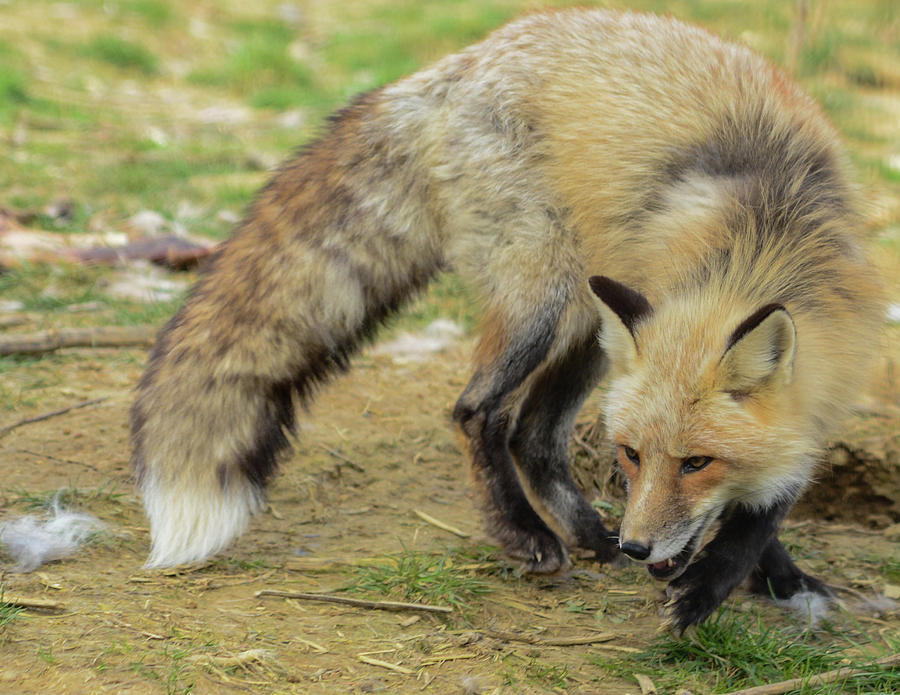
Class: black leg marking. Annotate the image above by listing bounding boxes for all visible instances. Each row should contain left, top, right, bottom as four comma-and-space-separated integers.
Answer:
453, 306, 571, 573
748, 537, 834, 603
509, 332, 619, 563
664, 499, 792, 632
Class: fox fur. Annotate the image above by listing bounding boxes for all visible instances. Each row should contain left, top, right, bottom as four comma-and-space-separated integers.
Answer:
131, 9, 883, 630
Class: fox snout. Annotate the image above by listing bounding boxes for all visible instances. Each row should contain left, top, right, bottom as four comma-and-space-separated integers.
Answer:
620, 541, 651, 560
618, 522, 707, 582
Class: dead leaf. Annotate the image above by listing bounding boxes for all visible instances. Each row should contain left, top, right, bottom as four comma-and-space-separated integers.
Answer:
634, 673, 658, 694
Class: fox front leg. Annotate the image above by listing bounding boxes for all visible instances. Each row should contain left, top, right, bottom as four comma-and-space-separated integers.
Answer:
662, 500, 791, 632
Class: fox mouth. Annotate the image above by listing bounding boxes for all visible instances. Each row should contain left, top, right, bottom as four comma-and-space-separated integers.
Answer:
645, 530, 702, 582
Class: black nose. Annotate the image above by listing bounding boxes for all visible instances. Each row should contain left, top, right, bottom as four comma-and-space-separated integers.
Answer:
621, 541, 651, 561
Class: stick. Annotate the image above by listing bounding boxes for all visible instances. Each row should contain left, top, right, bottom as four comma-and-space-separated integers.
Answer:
573, 431, 603, 460
486, 629, 615, 646
254, 589, 453, 614
357, 655, 413, 675
0, 397, 108, 437
419, 653, 478, 666
286, 556, 387, 572
1, 595, 66, 611
319, 444, 365, 472
0, 325, 156, 356
719, 653, 900, 695
413, 510, 470, 538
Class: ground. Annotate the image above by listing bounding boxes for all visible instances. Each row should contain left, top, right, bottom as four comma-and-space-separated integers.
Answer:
0, 330, 898, 694
0, 0, 899, 693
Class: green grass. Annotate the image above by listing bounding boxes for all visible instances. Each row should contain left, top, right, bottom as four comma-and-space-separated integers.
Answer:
592, 609, 900, 694
391, 272, 478, 334
10, 481, 125, 512
82, 35, 159, 75
0, 0, 896, 337
343, 547, 492, 611
0, 586, 24, 633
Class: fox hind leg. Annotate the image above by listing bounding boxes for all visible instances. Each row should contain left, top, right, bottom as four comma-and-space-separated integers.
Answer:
748, 537, 835, 620
509, 331, 620, 563
453, 303, 574, 573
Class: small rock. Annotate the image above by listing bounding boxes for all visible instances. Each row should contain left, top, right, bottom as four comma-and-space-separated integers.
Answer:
0, 300, 25, 312
883, 584, 900, 600
128, 210, 168, 236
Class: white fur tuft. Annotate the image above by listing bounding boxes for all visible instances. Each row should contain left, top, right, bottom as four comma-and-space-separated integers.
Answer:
0, 497, 104, 572
141, 469, 263, 568
776, 590, 832, 628
372, 318, 464, 364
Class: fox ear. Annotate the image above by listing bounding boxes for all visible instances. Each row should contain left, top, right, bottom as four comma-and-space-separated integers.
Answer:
718, 304, 796, 396
589, 276, 653, 375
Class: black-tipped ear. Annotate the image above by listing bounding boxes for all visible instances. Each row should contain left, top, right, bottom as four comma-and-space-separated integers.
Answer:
719, 303, 797, 394
588, 276, 653, 337
726, 303, 787, 351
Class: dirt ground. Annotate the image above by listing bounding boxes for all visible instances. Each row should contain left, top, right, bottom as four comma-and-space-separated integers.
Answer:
0, 331, 898, 695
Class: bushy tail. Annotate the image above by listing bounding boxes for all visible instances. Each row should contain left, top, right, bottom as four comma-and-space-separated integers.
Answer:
131, 92, 442, 567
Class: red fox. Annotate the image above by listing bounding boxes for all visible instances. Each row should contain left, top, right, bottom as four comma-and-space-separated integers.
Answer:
131, 9, 883, 630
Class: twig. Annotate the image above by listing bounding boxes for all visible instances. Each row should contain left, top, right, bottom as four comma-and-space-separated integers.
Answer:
413, 510, 470, 538
1, 595, 66, 611
357, 655, 413, 674
541, 633, 616, 647
719, 653, 900, 695
18, 448, 102, 473
255, 589, 453, 614
0, 325, 156, 356
572, 431, 602, 460
419, 653, 478, 666
485, 629, 615, 646
295, 637, 328, 653
0, 397, 108, 437
286, 556, 386, 572
319, 444, 365, 472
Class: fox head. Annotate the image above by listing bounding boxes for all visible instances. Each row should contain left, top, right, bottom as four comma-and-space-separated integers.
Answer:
589, 276, 816, 581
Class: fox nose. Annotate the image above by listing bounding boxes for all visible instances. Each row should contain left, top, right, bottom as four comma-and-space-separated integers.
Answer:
620, 541, 652, 561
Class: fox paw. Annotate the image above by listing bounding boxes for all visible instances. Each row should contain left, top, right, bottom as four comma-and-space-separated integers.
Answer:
504, 531, 571, 574
660, 579, 725, 634
584, 536, 621, 564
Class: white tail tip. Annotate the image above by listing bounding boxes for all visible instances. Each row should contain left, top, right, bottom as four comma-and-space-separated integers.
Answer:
140, 470, 263, 568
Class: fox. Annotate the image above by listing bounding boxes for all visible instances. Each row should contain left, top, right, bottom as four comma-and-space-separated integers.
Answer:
131, 9, 883, 630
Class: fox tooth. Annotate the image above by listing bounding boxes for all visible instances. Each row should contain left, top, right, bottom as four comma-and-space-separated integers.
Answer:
666, 558, 675, 568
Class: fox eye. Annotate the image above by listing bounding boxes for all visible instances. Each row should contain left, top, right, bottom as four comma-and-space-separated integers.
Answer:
621, 445, 640, 465
682, 456, 713, 474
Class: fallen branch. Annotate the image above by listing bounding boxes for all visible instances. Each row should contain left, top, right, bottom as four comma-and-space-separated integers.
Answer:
0, 397, 108, 437
719, 653, 900, 695
486, 629, 615, 646
1, 595, 66, 611
413, 509, 470, 538
255, 589, 453, 614
0, 325, 156, 356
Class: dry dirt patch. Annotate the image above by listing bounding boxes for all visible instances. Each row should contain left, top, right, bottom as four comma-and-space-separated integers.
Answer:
0, 339, 898, 694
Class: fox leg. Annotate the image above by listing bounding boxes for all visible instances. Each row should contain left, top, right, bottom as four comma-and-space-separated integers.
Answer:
663, 499, 792, 632
748, 538, 834, 605
509, 332, 619, 563
452, 302, 576, 573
